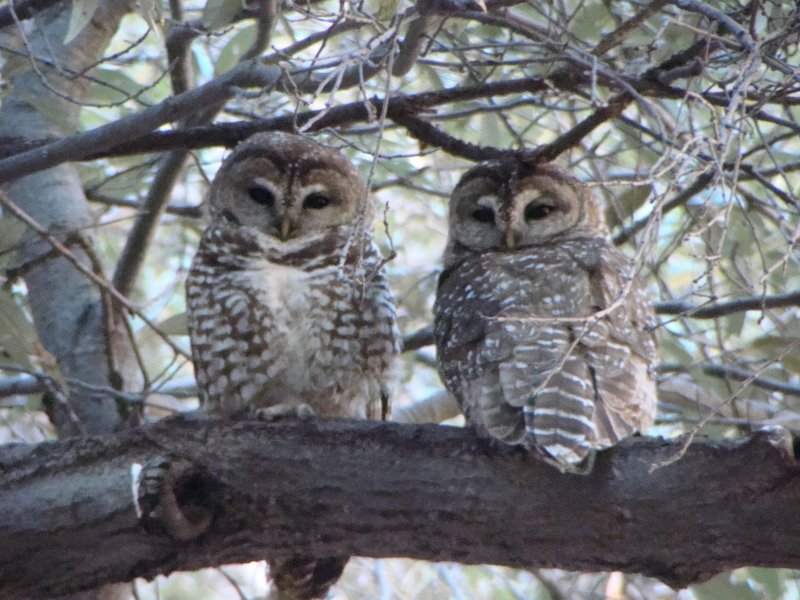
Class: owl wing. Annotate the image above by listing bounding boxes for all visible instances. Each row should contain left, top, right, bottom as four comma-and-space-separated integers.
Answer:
434, 258, 527, 444
503, 245, 657, 466
579, 246, 659, 446
361, 261, 401, 421
435, 245, 658, 471
187, 266, 281, 416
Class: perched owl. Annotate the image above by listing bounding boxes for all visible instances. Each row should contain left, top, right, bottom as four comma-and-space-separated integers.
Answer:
434, 159, 658, 473
186, 132, 400, 599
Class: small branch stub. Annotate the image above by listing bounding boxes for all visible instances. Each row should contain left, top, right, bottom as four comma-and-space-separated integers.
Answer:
136, 455, 216, 541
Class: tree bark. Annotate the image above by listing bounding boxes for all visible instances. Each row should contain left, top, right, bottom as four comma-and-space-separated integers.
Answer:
0, 0, 138, 436
1, 417, 798, 598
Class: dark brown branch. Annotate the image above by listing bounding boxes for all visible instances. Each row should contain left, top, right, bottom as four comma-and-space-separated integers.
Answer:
659, 362, 800, 398
1, 416, 799, 599
657, 290, 800, 319
388, 107, 511, 161
532, 94, 632, 162
670, 0, 756, 53
0, 0, 65, 29
0, 61, 282, 183
402, 290, 800, 352
402, 325, 436, 352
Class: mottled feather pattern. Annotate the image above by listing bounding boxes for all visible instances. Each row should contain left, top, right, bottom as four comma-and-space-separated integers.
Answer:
187, 222, 399, 419
186, 132, 400, 599
435, 159, 658, 471
436, 235, 658, 468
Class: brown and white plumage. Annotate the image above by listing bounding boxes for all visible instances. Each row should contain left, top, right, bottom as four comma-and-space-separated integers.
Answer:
434, 159, 658, 473
186, 132, 399, 598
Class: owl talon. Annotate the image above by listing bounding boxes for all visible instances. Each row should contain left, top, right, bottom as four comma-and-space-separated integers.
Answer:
256, 402, 316, 421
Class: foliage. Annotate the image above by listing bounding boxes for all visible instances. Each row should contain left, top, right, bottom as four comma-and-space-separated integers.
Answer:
0, 0, 799, 597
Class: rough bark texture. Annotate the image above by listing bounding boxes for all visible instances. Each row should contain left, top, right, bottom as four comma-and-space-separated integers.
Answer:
1, 417, 799, 598
0, 0, 139, 436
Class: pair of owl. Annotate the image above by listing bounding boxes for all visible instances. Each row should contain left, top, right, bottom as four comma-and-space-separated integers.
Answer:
186, 132, 658, 599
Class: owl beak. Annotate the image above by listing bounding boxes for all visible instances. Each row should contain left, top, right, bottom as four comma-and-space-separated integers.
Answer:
505, 229, 518, 248
279, 218, 293, 240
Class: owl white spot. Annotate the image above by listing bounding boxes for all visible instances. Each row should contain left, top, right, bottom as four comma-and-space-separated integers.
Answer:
337, 324, 356, 337
230, 367, 248, 383
130, 462, 143, 518
240, 383, 257, 400
331, 338, 351, 350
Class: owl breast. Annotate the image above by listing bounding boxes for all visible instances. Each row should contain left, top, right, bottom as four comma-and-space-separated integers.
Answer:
435, 237, 658, 467
187, 228, 398, 420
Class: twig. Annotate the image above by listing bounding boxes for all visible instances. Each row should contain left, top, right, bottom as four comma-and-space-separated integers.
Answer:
0, 190, 190, 359
659, 362, 800, 398
671, 0, 756, 53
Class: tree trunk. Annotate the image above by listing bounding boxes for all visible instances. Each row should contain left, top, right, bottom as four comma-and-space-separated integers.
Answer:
0, 0, 138, 436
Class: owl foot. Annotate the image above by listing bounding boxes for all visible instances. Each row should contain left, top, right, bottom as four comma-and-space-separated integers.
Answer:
256, 402, 316, 421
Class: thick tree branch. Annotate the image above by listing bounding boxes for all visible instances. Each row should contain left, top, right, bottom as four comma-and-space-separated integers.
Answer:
1, 417, 799, 598
0, 61, 282, 183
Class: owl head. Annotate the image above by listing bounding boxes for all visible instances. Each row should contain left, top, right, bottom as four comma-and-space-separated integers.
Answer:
443, 159, 609, 264
207, 132, 368, 240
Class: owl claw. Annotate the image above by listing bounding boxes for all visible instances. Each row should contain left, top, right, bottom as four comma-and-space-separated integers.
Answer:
256, 402, 316, 421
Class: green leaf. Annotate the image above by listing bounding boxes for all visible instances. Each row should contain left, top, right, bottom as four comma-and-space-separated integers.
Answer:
724, 311, 746, 338
691, 571, 759, 600
606, 184, 653, 229
744, 567, 784, 599
202, 0, 242, 30
750, 335, 800, 358
157, 312, 189, 337
377, 0, 400, 21
215, 25, 257, 76
0, 217, 27, 271
570, 2, 613, 42
17, 90, 75, 133
0, 289, 37, 370
87, 68, 148, 106
65, 0, 101, 44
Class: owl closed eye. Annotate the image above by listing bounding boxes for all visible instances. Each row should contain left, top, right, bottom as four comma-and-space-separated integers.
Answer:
434, 159, 658, 474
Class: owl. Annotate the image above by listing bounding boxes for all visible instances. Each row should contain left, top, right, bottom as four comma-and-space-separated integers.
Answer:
433, 159, 658, 473
186, 132, 400, 599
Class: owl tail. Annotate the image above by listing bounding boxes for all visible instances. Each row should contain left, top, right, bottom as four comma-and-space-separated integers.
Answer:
268, 556, 348, 600
523, 358, 596, 470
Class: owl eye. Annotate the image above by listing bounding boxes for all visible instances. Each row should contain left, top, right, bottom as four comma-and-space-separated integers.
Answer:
303, 192, 333, 210
471, 206, 495, 224
247, 185, 275, 207
524, 202, 553, 221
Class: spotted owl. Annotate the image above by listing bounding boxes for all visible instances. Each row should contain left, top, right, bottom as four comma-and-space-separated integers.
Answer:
433, 159, 658, 473
186, 132, 400, 599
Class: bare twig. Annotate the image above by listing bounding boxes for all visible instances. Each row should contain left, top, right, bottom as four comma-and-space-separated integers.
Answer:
0, 190, 189, 359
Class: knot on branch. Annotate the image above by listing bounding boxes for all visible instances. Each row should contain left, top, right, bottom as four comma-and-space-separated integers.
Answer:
136, 455, 219, 541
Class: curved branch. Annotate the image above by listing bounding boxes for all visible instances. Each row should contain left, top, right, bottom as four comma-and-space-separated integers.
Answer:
0, 61, 282, 183
1, 417, 799, 598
